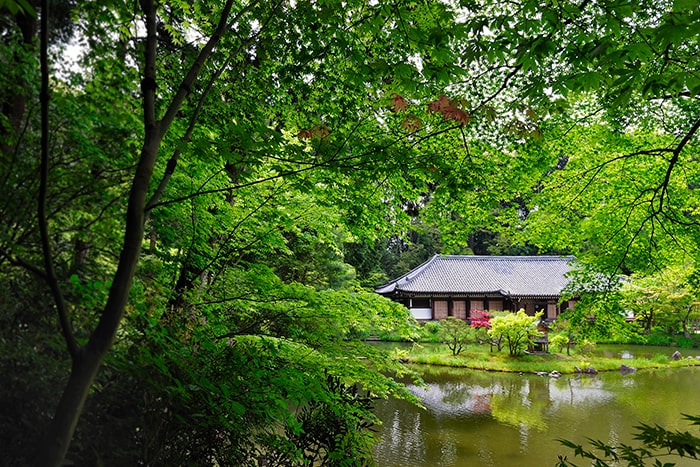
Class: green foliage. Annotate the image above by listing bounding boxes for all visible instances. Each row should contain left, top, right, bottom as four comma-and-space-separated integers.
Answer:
284, 373, 377, 466
423, 321, 442, 336
438, 317, 474, 356
558, 280, 634, 344
676, 337, 699, 349
640, 332, 674, 347
488, 310, 543, 357
549, 334, 569, 354
622, 264, 700, 338
556, 414, 700, 467
577, 339, 597, 357
3, 0, 700, 463
414, 321, 443, 344
96, 296, 415, 466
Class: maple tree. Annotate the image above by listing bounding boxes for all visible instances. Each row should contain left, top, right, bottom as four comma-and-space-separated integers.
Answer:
1, 0, 699, 464
488, 310, 543, 357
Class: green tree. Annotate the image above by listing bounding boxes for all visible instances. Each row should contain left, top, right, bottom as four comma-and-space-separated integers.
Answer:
622, 264, 700, 339
420, 0, 700, 285
554, 264, 633, 344
3, 0, 700, 464
488, 310, 543, 357
439, 316, 474, 356
548, 334, 570, 355
0, 0, 464, 464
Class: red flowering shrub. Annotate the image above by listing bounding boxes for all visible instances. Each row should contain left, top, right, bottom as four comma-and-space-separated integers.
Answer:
469, 310, 492, 329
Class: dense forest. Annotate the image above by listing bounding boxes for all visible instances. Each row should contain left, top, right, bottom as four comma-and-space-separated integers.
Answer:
1, 0, 698, 465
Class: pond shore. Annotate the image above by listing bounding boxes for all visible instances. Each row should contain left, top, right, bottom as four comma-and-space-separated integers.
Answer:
399, 345, 700, 374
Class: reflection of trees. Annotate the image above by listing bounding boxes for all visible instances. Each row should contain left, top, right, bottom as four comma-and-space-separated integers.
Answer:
414, 364, 700, 430
414, 369, 558, 428
491, 378, 550, 431
374, 400, 428, 463
604, 368, 700, 429
376, 366, 700, 466
412, 381, 495, 416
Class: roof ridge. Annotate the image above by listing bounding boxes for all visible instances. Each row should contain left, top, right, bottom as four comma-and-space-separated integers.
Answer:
438, 255, 572, 260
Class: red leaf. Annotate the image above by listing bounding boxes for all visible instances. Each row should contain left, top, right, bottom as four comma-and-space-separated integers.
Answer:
400, 115, 422, 132
428, 94, 470, 126
391, 94, 408, 112
428, 94, 451, 113
443, 107, 471, 126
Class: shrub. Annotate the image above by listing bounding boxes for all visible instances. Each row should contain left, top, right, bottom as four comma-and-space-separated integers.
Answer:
577, 339, 596, 356
675, 336, 698, 349
377, 329, 405, 341
423, 321, 441, 335
645, 332, 673, 347
549, 334, 569, 353
438, 317, 474, 356
417, 321, 443, 343
488, 310, 542, 357
469, 310, 492, 328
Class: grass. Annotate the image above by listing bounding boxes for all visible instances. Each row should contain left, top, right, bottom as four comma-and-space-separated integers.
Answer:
397, 343, 700, 374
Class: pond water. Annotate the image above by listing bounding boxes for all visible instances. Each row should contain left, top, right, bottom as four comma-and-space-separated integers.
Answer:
374, 347, 700, 467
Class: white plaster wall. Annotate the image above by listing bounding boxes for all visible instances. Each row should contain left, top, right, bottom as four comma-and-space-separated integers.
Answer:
411, 307, 432, 320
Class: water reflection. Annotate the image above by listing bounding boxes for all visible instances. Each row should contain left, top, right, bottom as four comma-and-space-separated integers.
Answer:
375, 366, 700, 467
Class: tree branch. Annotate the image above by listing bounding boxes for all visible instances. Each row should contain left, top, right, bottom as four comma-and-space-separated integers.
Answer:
658, 117, 700, 213
38, 0, 79, 358
157, 0, 238, 137
145, 54, 233, 212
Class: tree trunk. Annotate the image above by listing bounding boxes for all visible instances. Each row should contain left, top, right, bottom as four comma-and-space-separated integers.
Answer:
32, 0, 235, 462
644, 311, 653, 332
1, 11, 36, 156
681, 307, 691, 339
34, 349, 103, 465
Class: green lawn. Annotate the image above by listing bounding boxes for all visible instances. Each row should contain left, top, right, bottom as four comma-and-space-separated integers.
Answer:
395, 343, 700, 374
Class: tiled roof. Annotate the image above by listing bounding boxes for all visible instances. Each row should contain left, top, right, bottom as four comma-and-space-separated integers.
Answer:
375, 255, 573, 297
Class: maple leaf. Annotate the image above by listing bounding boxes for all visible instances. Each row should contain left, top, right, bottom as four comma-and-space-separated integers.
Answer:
427, 94, 471, 126
297, 129, 313, 139
401, 115, 422, 132
443, 107, 471, 126
391, 94, 408, 112
427, 94, 451, 113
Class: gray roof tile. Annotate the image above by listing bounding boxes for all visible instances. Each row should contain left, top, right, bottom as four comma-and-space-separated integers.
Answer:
375, 255, 573, 297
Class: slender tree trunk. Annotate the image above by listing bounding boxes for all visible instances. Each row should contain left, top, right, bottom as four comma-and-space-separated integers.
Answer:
35, 115, 161, 467
681, 307, 691, 339
33, 0, 236, 463
35, 0, 159, 461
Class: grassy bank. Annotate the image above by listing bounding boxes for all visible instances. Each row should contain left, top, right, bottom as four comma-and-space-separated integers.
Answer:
397, 343, 700, 374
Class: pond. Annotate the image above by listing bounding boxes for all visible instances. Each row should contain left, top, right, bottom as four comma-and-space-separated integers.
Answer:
374, 346, 700, 467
